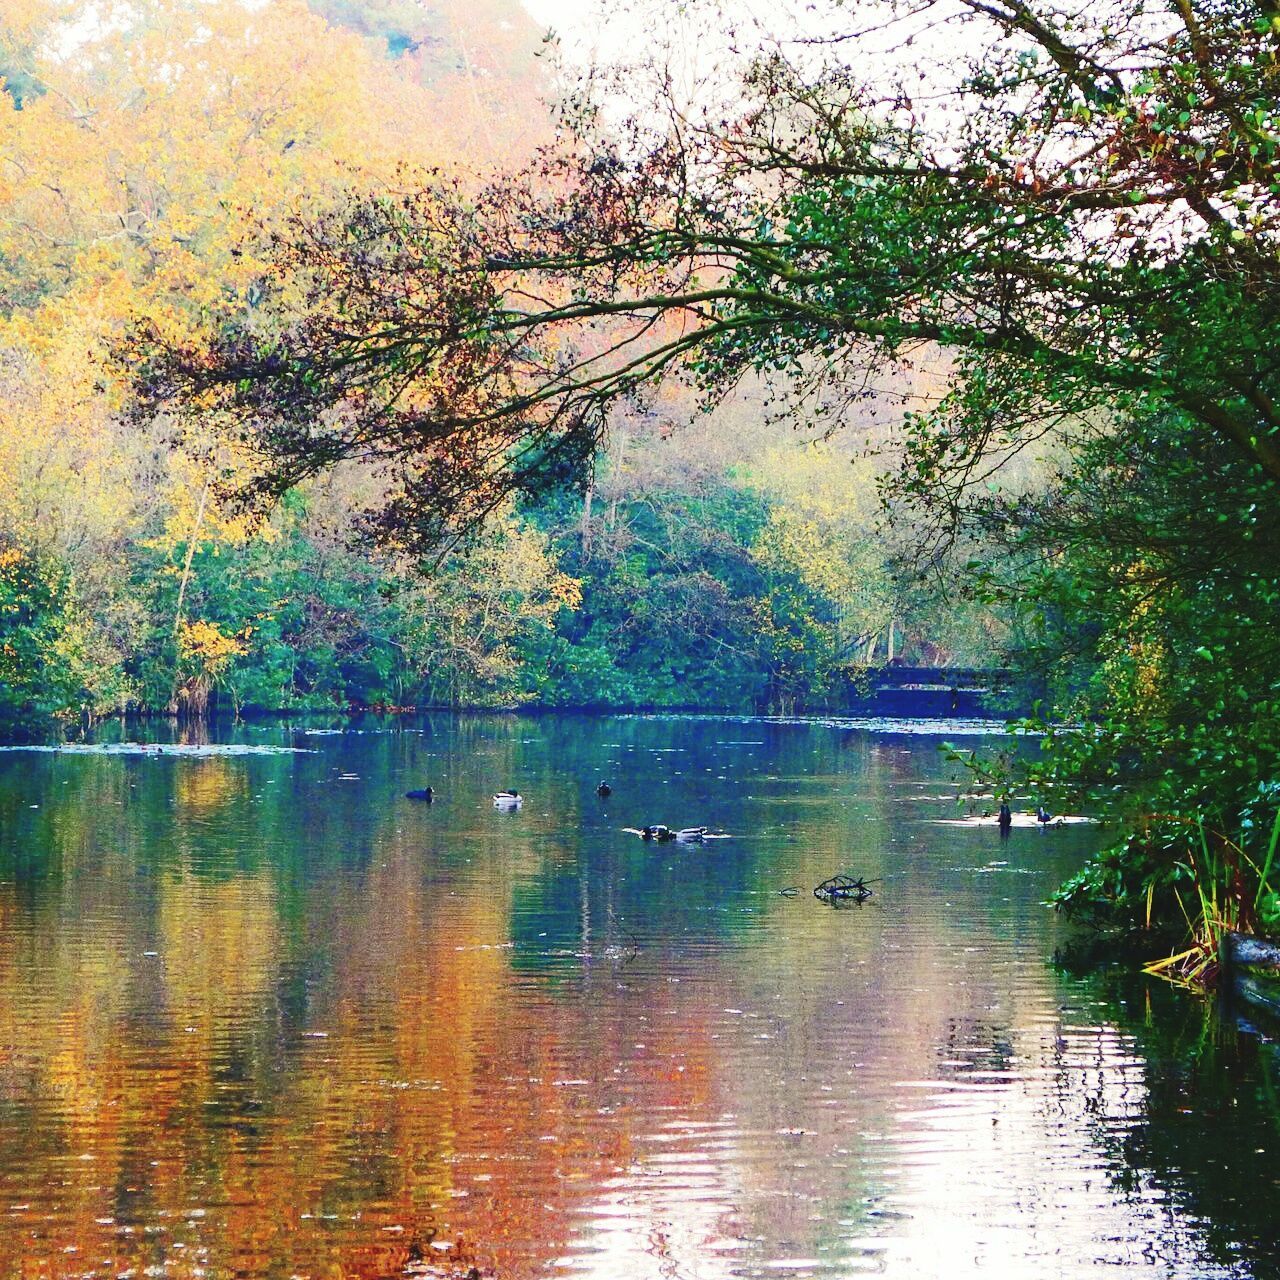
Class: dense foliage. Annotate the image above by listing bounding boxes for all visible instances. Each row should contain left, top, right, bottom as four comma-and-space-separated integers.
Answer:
1, 449, 995, 724
134, 0, 1280, 952
0, 0, 993, 731
989, 413, 1280, 946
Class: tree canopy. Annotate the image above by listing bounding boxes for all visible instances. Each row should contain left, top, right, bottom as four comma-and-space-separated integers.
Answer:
138, 0, 1280, 545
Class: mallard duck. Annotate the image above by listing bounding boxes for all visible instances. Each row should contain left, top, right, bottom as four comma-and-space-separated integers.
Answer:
641, 824, 675, 841
493, 790, 522, 808
675, 826, 708, 843
405, 787, 434, 802
1036, 804, 1053, 826
596, 781, 613, 797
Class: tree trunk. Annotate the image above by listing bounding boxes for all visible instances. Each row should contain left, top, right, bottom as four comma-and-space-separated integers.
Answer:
581, 472, 594, 558
173, 474, 211, 638
169, 474, 211, 713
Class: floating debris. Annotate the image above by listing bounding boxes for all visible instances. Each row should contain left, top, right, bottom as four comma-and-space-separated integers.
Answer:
814, 874, 877, 904
930, 813, 1097, 828
620, 712, 1037, 736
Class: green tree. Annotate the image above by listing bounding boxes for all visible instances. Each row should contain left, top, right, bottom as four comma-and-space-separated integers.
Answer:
0, 542, 127, 732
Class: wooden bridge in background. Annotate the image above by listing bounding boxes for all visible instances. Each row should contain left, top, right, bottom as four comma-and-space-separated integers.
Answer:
865, 666, 1015, 691
842, 666, 1025, 717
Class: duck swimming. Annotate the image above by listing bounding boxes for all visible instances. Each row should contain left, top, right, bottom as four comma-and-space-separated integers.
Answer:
622, 824, 677, 841
405, 787, 434, 802
493, 790, 523, 808
624, 824, 730, 843
596, 782, 613, 797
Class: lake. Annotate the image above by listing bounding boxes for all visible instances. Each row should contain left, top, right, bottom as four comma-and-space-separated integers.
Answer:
0, 713, 1276, 1279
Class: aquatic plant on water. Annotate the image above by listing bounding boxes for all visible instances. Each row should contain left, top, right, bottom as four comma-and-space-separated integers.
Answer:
1138, 805, 1280, 992
1053, 789, 1280, 992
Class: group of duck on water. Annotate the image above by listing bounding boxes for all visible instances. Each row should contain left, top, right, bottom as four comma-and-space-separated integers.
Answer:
404, 779, 724, 843
404, 786, 524, 806
406, 780, 1055, 841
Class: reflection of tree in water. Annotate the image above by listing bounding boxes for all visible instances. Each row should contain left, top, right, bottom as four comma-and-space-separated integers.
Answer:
507, 842, 767, 969
1069, 970, 1280, 1279
936, 1015, 1017, 1076
12, 716, 1273, 1278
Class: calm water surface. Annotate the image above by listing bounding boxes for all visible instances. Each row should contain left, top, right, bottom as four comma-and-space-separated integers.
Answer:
0, 714, 1277, 1280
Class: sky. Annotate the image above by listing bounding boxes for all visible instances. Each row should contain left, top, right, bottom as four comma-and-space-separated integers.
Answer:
515, 0, 869, 126
521, 0, 597, 27
521, 0, 643, 63
518, 0, 845, 71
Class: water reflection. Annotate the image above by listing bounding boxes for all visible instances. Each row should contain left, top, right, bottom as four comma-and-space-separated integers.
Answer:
0, 715, 1275, 1278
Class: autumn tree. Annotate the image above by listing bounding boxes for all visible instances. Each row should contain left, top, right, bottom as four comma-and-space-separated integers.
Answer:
0, 0, 431, 655
0, 0, 558, 715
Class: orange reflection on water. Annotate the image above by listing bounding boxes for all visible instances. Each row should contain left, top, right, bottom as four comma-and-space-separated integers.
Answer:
0, 823, 661, 1278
